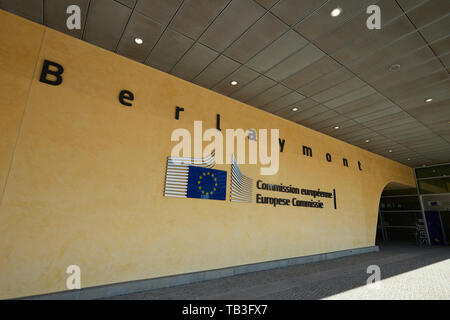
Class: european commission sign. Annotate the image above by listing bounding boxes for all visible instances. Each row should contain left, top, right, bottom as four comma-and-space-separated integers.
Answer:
163, 151, 336, 209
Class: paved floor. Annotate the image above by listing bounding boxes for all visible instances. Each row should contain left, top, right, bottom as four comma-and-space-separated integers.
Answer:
105, 243, 450, 300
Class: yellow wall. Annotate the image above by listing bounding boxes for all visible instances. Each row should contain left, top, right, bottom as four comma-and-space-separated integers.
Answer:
0, 10, 415, 299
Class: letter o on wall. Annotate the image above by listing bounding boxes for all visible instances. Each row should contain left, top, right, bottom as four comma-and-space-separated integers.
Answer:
326, 153, 332, 162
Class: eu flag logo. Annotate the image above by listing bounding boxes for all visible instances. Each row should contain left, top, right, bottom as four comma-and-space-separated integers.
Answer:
187, 166, 227, 201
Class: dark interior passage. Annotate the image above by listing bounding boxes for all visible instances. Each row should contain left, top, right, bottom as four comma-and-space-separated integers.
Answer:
376, 187, 425, 245
376, 169, 450, 246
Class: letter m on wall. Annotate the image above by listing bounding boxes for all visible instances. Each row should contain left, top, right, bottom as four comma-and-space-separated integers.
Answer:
302, 145, 312, 157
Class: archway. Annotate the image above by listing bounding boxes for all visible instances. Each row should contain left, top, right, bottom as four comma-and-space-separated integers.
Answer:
376, 182, 425, 245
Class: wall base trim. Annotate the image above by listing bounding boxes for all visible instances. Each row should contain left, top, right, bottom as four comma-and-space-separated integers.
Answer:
23, 245, 379, 300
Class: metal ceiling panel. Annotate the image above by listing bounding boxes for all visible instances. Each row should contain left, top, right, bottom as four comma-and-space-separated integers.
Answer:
290, 105, 328, 122
419, 14, 450, 43
265, 44, 325, 81
371, 52, 442, 91
385, 128, 432, 141
396, 0, 428, 12
310, 77, 366, 103
301, 110, 341, 127
353, 106, 403, 123
347, 32, 430, 76
83, 0, 132, 51
320, 119, 359, 134
171, 42, 219, 81
324, 86, 376, 108
246, 29, 309, 73
328, 0, 403, 63
116, 0, 136, 8
198, 0, 265, 52
279, 98, 319, 118
367, 56, 445, 89
429, 36, 450, 57
246, 84, 291, 108
115, 0, 136, 8
270, 0, 326, 26
361, 111, 411, 129
395, 133, 439, 144
230, 75, 276, 101
440, 52, 450, 69
333, 93, 386, 115
383, 71, 449, 100
293, 98, 320, 110
405, 0, 450, 29
193, 55, 240, 88
145, 28, 194, 72
298, 67, 354, 96
170, 0, 230, 39
289, 105, 329, 124
276, 108, 301, 119
282, 56, 341, 90
409, 99, 450, 125
381, 122, 429, 136
314, 117, 354, 131
116, 11, 164, 62
254, 0, 278, 10
135, 0, 182, 25
369, 14, 416, 46
262, 91, 305, 113
368, 116, 417, 132
312, 9, 368, 55
293, 0, 372, 40
0, 0, 43, 23
225, 13, 288, 63
211, 65, 259, 96
396, 79, 450, 109
337, 128, 379, 141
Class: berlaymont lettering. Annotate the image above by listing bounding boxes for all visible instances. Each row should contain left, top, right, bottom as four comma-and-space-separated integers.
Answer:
39, 59, 366, 173
0, 10, 415, 299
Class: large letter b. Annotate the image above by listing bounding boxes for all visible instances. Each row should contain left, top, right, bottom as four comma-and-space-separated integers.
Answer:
40, 60, 64, 86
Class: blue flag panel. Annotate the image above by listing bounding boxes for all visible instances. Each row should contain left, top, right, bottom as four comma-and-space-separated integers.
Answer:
424, 211, 445, 246
187, 166, 227, 201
